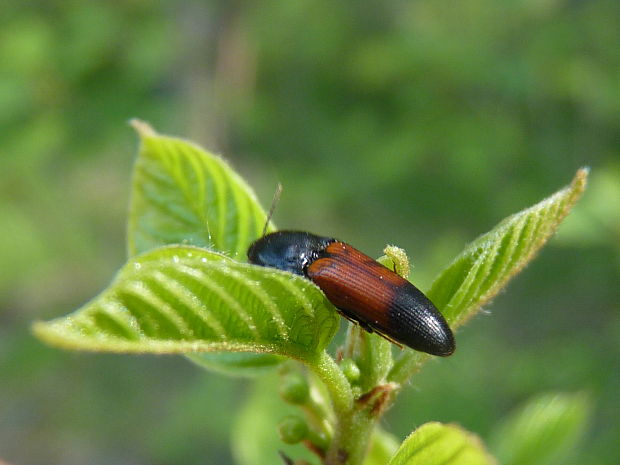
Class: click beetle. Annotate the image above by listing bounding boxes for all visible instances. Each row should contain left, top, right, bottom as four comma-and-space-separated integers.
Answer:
247, 231, 455, 356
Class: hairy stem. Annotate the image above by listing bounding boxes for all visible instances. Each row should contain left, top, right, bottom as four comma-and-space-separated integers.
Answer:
309, 351, 354, 418
308, 351, 381, 465
324, 408, 376, 465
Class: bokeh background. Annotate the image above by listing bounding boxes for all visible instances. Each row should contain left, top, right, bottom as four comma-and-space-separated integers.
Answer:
2, 1, 619, 464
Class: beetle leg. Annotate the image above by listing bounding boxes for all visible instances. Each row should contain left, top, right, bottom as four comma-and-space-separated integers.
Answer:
337, 308, 375, 333
372, 330, 404, 349
338, 308, 404, 349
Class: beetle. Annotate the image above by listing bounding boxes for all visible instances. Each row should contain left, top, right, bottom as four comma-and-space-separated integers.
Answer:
247, 231, 455, 356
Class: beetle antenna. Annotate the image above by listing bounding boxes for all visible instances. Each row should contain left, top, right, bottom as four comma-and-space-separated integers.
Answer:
263, 182, 282, 236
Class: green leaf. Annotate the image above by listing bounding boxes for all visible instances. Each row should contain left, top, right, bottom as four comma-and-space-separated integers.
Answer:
186, 352, 284, 377
428, 168, 588, 328
389, 169, 588, 384
32, 246, 340, 361
127, 121, 281, 375
363, 428, 400, 465
387, 422, 496, 465
488, 392, 591, 465
127, 120, 272, 259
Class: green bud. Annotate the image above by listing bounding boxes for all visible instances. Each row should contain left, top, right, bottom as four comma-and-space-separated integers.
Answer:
279, 372, 310, 404
380, 245, 410, 279
278, 415, 309, 444
351, 385, 363, 398
340, 358, 361, 383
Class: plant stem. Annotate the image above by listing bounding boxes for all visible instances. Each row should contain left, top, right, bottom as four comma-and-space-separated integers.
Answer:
324, 408, 376, 465
308, 351, 380, 465
310, 351, 354, 418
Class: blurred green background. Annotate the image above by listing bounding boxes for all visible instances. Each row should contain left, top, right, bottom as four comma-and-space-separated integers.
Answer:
2, 1, 619, 464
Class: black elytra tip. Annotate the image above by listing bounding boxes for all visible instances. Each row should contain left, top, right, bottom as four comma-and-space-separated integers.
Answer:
248, 231, 455, 356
